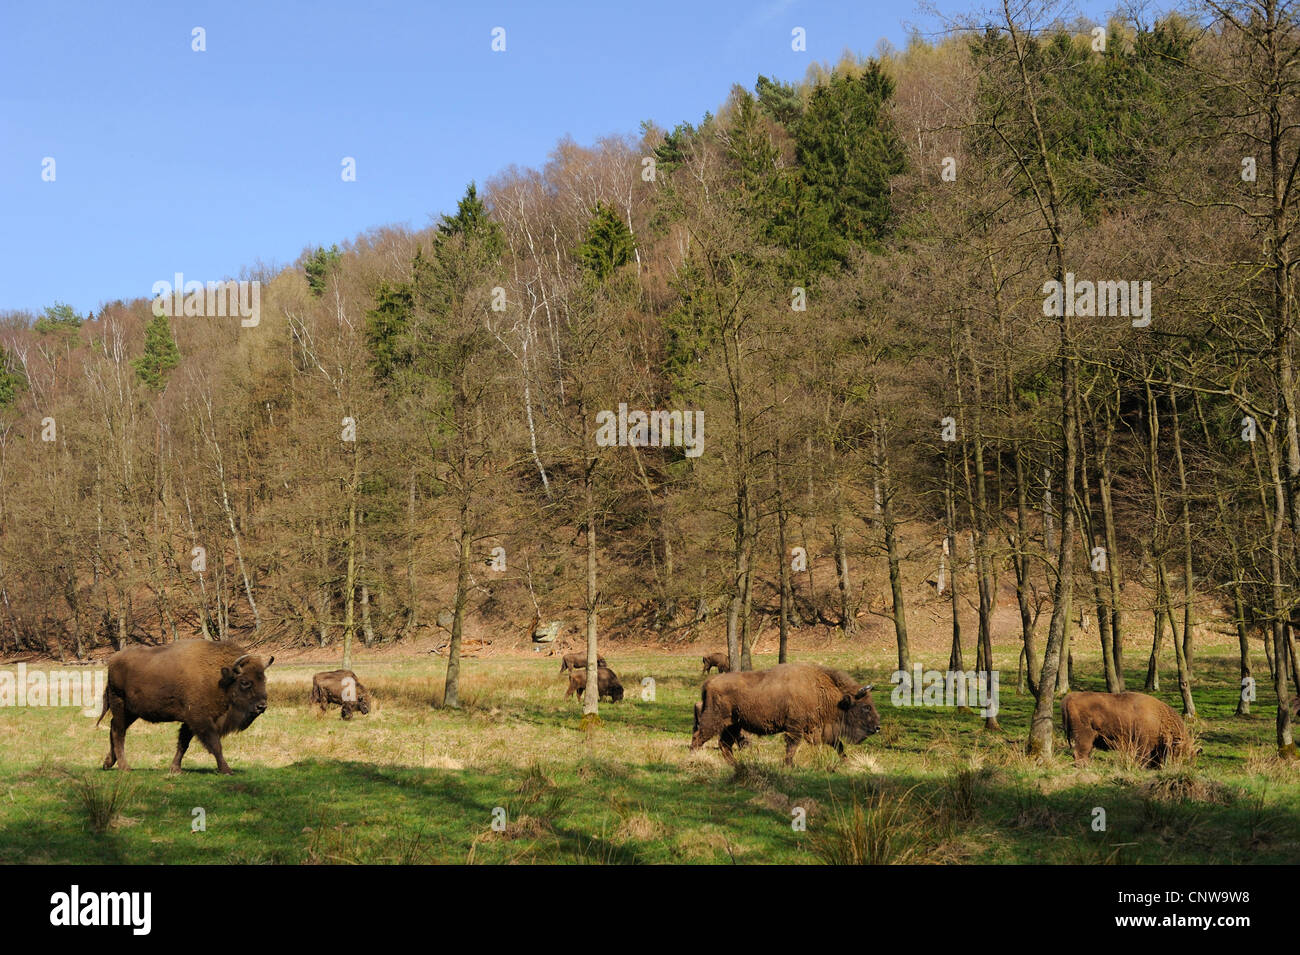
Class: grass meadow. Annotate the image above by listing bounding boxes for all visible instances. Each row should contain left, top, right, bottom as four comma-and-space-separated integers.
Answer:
1, 648, 1298, 864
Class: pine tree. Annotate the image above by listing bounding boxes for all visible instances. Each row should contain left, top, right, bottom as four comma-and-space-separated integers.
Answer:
33, 302, 83, 335
755, 74, 803, 129
304, 244, 342, 295
132, 312, 181, 389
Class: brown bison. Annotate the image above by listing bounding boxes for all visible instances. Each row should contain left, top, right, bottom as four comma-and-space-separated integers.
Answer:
97, 640, 274, 774
691, 663, 879, 764
311, 669, 370, 720
565, 666, 624, 702
702, 652, 730, 675
559, 652, 607, 673
1060, 691, 1195, 768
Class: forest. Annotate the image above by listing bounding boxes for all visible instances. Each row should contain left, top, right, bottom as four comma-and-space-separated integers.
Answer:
2, 0, 1299, 761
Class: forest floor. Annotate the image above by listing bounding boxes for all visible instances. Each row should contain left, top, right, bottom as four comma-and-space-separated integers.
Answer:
2, 641, 1298, 864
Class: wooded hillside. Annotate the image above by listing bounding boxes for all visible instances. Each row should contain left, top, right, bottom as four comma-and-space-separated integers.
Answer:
2, 0, 1298, 753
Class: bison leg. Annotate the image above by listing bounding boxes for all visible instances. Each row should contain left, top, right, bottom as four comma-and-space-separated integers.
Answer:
690, 700, 729, 752
196, 730, 233, 775
103, 694, 135, 771
102, 713, 119, 770
1146, 739, 1168, 769
171, 724, 194, 773
1071, 731, 1095, 765
717, 725, 744, 764
782, 734, 802, 766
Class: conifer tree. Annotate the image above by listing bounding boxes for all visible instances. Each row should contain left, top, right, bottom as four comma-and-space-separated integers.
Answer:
132, 312, 180, 389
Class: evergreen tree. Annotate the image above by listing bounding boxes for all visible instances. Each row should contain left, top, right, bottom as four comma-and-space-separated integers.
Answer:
578, 201, 635, 281
970, 23, 1193, 215
756, 74, 803, 129
795, 61, 905, 248
132, 312, 181, 389
364, 281, 415, 382
414, 183, 506, 327
0, 346, 24, 408
437, 182, 502, 253
724, 89, 841, 281
33, 302, 83, 335
304, 244, 343, 295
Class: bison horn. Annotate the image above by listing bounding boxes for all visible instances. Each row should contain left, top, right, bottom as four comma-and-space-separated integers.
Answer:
231, 653, 253, 669
855, 685, 873, 698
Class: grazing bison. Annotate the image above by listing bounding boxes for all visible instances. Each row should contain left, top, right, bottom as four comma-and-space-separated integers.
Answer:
565, 666, 624, 702
691, 663, 879, 764
311, 669, 371, 720
1060, 691, 1195, 768
702, 652, 730, 675
97, 640, 274, 775
559, 652, 606, 673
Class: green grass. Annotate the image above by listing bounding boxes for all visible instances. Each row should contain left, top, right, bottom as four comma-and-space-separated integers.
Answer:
1, 650, 1297, 863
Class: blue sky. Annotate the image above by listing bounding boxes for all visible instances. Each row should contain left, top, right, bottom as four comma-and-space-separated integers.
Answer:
1, 0, 1117, 315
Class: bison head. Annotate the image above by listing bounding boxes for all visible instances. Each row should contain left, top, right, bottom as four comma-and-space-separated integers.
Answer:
344, 691, 371, 717
837, 684, 881, 744
220, 653, 274, 729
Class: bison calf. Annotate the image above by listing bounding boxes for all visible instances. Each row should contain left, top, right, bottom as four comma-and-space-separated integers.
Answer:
559, 652, 606, 673
311, 669, 371, 720
701, 652, 730, 675
691, 663, 879, 765
98, 640, 274, 775
1061, 691, 1195, 768
565, 666, 624, 702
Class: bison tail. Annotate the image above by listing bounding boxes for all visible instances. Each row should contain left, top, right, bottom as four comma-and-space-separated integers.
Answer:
1059, 694, 1073, 745
95, 684, 109, 727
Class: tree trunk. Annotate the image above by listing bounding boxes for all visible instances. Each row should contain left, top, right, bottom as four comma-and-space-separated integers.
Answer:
879, 415, 910, 676
775, 455, 791, 664
582, 462, 600, 718
342, 441, 360, 671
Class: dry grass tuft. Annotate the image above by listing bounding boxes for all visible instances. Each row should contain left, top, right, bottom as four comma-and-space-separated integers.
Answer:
808, 784, 929, 865
67, 771, 138, 833
614, 811, 664, 843
1140, 768, 1234, 806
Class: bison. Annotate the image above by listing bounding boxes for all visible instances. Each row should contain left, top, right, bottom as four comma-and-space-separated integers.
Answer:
559, 652, 606, 673
1060, 691, 1195, 768
97, 640, 274, 775
691, 663, 879, 764
565, 666, 624, 702
702, 652, 730, 675
311, 669, 371, 720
